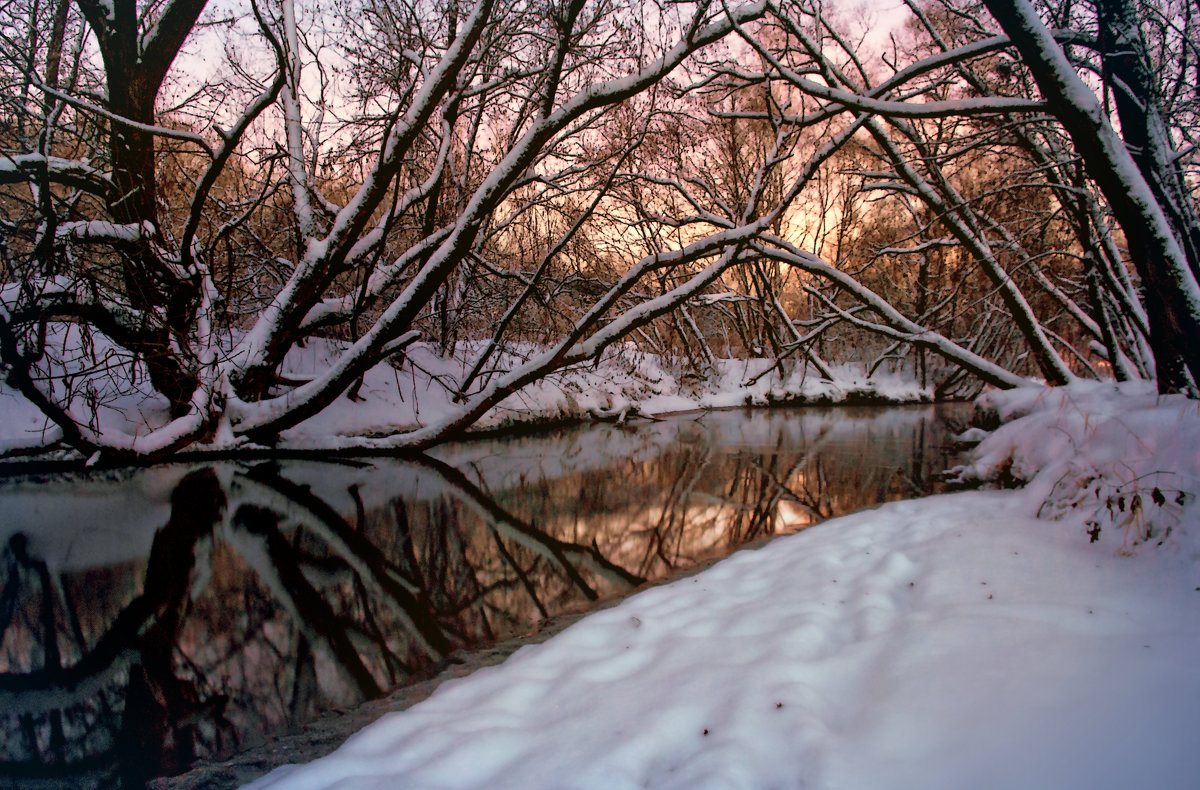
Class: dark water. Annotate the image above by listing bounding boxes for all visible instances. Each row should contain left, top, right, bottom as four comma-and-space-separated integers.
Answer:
0, 404, 970, 788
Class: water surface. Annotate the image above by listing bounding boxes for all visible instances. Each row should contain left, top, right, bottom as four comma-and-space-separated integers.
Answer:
0, 404, 969, 788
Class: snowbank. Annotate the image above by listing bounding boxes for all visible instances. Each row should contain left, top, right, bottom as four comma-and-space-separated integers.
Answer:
241, 383, 1200, 790
955, 381, 1199, 553
277, 341, 929, 445
0, 334, 930, 454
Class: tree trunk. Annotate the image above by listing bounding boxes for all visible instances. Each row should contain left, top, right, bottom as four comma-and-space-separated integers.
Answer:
74, 0, 211, 413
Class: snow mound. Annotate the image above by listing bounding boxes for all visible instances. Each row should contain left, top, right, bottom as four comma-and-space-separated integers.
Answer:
0, 324, 174, 453
954, 381, 1200, 554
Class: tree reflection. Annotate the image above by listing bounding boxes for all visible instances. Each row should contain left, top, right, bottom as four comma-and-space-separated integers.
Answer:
0, 460, 649, 788
0, 406, 965, 787
1, 469, 231, 788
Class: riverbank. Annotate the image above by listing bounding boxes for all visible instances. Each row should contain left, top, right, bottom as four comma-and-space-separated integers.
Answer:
0, 338, 929, 460
225, 382, 1200, 790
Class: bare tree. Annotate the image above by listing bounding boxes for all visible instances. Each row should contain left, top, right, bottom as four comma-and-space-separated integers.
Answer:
2, 0, 1197, 462
981, 0, 1200, 393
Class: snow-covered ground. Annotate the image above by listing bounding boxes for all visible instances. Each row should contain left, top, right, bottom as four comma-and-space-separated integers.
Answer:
243, 381, 1200, 790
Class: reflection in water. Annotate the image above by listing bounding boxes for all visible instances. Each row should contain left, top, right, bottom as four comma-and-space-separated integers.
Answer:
0, 404, 968, 787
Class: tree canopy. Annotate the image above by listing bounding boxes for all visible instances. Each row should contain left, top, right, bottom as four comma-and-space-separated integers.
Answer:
1, 0, 1197, 461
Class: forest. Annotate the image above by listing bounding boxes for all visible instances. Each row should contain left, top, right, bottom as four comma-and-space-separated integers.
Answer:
1, 0, 1198, 460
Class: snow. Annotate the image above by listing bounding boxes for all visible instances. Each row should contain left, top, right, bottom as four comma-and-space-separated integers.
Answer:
955, 381, 1200, 548
0, 340, 184, 454
265, 339, 928, 446
56, 219, 150, 242
240, 381, 1200, 790
0, 387, 65, 450
0, 331, 930, 453
0, 324, 177, 453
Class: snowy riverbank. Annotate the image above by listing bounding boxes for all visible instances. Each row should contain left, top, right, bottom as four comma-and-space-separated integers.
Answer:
0, 337, 928, 456
239, 381, 1200, 790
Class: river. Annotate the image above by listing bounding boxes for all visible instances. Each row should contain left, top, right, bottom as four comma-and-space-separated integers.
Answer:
0, 403, 971, 788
